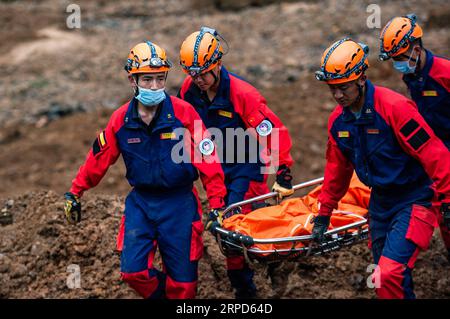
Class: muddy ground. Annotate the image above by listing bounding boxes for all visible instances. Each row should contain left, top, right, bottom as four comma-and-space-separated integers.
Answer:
0, 0, 449, 298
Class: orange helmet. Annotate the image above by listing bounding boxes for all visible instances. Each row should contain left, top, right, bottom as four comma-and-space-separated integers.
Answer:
315, 38, 369, 84
379, 14, 423, 61
124, 41, 172, 74
179, 26, 225, 77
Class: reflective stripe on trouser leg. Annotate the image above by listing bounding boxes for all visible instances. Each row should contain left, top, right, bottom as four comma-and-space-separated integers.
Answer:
120, 192, 165, 298
372, 206, 428, 299
156, 190, 202, 299
224, 177, 259, 296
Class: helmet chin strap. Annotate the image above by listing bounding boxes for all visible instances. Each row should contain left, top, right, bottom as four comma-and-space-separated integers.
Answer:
206, 66, 220, 91
211, 66, 220, 87
349, 82, 365, 110
133, 75, 139, 96
413, 48, 422, 76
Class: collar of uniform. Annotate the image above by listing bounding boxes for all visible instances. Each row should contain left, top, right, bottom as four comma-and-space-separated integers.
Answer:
123, 98, 140, 128
152, 93, 176, 132
124, 94, 175, 130
342, 80, 375, 124
403, 49, 434, 85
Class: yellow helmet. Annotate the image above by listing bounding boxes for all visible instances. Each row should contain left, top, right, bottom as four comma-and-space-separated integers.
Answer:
315, 38, 369, 84
124, 41, 172, 74
379, 14, 423, 61
179, 26, 225, 77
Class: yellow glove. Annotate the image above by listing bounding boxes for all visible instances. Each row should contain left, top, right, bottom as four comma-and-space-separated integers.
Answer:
205, 207, 242, 234
205, 208, 225, 234
272, 182, 294, 199
272, 165, 294, 199
64, 192, 81, 224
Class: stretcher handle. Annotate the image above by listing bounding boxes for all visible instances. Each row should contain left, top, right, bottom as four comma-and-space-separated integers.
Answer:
221, 177, 325, 216
212, 227, 254, 247
214, 218, 367, 245
228, 231, 254, 247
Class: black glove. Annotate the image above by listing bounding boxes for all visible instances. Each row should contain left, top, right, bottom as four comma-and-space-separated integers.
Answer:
442, 202, 450, 230
311, 215, 331, 243
205, 207, 241, 234
272, 164, 294, 199
64, 192, 81, 224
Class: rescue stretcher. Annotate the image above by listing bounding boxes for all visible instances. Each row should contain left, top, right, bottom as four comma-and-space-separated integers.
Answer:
213, 175, 370, 263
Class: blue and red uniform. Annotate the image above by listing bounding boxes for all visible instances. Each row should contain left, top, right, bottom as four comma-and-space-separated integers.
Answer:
70, 94, 226, 299
179, 66, 293, 297
318, 80, 450, 298
403, 49, 450, 252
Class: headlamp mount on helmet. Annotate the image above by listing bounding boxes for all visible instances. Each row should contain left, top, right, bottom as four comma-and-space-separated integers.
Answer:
379, 14, 420, 61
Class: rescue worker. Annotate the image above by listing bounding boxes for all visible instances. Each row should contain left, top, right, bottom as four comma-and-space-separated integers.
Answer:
178, 27, 295, 298
379, 13, 450, 261
63, 41, 227, 299
312, 38, 450, 299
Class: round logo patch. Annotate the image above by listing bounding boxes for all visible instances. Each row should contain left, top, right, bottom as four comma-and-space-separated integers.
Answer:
256, 120, 273, 136
199, 138, 214, 156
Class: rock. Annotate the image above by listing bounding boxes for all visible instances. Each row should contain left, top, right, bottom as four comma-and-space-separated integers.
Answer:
10, 263, 27, 278
30, 242, 48, 257
246, 64, 267, 78
0, 254, 11, 274
215, 0, 289, 10
349, 273, 366, 291
37, 226, 60, 238
0, 211, 13, 226
308, 142, 322, 154
6, 200, 14, 209
0, 129, 21, 145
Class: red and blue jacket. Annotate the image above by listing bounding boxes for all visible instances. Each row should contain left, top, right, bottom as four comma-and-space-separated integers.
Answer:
178, 67, 293, 181
318, 80, 450, 217
403, 50, 450, 148
70, 94, 226, 209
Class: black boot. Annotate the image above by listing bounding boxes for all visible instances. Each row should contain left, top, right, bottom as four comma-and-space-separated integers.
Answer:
227, 267, 257, 299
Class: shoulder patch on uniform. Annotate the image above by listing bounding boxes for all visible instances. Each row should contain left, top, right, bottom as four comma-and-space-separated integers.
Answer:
99, 131, 107, 147
199, 138, 214, 155
93, 130, 107, 156
407, 128, 430, 151
256, 120, 273, 136
400, 119, 419, 138
92, 138, 101, 156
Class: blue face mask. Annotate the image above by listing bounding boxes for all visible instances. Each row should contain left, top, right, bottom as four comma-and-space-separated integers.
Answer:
135, 87, 166, 106
392, 51, 419, 74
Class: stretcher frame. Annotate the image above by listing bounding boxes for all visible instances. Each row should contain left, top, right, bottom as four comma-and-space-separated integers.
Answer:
213, 177, 369, 263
